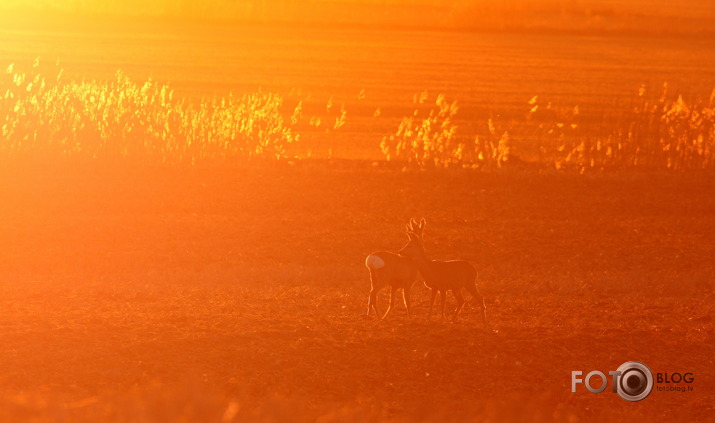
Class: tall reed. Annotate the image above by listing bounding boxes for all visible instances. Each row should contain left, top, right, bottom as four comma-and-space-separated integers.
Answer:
0, 61, 302, 163
381, 88, 715, 171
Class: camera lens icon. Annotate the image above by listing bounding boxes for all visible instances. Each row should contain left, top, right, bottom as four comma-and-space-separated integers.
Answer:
616, 361, 653, 402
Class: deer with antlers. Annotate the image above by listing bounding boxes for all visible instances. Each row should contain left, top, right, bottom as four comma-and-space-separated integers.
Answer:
398, 220, 487, 323
364, 219, 425, 320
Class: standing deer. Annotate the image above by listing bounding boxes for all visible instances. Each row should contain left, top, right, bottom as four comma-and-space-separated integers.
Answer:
364, 219, 424, 320
398, 221, 487, 323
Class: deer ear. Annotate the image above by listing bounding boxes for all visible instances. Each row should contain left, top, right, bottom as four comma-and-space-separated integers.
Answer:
406, 224, 411, 234
419, 218, 426, 229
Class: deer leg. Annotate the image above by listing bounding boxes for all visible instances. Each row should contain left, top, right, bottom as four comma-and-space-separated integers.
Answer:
381, 286, 397, 320
452, 289, 466, 322
402, 287, 412, 319
367, 271, 380, 318
428, 289, 438, 319
440, 290, 446, 321
466, 282, 487, 324
367, 289, 379, 318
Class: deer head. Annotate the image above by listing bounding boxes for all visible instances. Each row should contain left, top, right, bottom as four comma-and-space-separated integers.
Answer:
399, 219, 427, 260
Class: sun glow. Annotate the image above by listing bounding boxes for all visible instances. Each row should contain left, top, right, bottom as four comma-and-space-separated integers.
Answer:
0, 1, 713, 422
1, 0, 714, 35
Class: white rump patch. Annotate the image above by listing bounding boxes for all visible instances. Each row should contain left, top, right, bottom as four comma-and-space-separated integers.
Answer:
365, 254, 385, 269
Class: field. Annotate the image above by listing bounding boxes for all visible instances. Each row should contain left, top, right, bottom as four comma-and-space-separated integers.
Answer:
0, 162, 712, 421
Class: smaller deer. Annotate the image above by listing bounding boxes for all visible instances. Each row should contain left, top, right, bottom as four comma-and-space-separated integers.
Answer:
365, 219, 424, 320
398, 221, 486, 323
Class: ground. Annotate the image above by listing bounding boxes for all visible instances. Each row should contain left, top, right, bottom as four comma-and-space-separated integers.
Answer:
0, 161, 712, 421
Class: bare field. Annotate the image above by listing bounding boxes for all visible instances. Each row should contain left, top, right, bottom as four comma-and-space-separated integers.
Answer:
1, 2, 714, 421
0, 163, 712, 421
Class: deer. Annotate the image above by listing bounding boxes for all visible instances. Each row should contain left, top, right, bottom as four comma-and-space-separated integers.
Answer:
398, 221, 487, 324
364, 218, 425, 320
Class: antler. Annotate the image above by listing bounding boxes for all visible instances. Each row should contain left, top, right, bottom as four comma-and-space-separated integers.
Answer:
408, 218, 418, 232
407, 218, 426, 236
405, 218, 426, 241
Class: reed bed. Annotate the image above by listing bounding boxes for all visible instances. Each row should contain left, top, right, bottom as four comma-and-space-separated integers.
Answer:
0, 61, 306, 163
2, 61, 713, 171
382, 87, 715, 171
